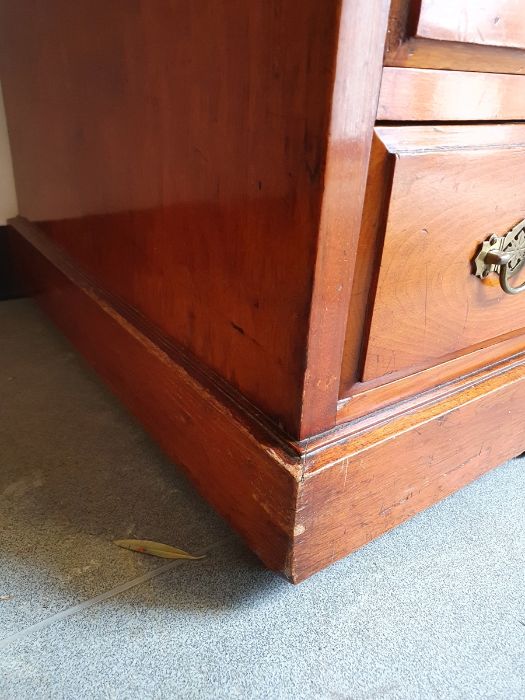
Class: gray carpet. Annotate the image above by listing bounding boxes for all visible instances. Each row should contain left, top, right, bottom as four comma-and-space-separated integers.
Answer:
0, 298, 524, 700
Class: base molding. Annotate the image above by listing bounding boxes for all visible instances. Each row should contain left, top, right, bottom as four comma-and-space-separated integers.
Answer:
7, 218, 525, 582
0, 224, 24, 300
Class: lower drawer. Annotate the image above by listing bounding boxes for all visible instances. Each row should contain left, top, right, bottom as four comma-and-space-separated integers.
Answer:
342, 124, 525, 393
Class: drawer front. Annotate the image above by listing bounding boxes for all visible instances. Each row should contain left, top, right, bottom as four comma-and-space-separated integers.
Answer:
361, 124, 525, 383
417, 0, 525, 50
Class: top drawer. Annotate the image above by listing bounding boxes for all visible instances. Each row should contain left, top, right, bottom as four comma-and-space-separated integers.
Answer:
417, 0, 525, 51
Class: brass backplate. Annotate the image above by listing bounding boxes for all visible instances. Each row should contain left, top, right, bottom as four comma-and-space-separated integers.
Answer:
474, 218, 525, 280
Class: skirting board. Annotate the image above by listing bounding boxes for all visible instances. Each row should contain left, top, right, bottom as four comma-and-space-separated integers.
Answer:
6, 217, 525, 582
0, 224, 24, 300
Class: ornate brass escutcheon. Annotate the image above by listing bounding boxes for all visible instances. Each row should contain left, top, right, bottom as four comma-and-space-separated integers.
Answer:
473, 218, 525, 295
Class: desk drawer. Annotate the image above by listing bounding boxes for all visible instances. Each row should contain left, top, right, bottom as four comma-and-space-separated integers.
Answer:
417, 0, 525, 51
360, 124, 525, 383
385, 1, 525, 77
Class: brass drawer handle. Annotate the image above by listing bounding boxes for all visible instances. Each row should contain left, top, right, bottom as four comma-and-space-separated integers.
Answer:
484, 250, 525, 295
474, 218, 525, 295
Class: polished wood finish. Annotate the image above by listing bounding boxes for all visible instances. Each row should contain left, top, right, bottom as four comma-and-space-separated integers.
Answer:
7, 219, 301, 574
362, 125, 525, 382
338, 331, 525, 426
0, 0, 393, 440
300, 0, 390, 435
0, 0, 343, 438
378, 68, 525, 121
9, 219, 525, 583
3, 0, 525, 581
387, 37, 525, 74
386, 1, 525, 74
296, 354, 525, 581
417, 0, 525, 50
339, 124, 525, 422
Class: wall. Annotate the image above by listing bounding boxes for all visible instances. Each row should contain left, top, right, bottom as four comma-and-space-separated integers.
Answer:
0, 81, 17, 224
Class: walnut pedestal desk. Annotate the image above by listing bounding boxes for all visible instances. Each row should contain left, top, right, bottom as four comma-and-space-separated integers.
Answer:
2, 1, 525, 582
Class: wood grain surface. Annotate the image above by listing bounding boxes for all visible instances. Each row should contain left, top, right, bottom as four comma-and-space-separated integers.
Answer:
4, 0, 525, 582
7, 219, 302, 574
385, 0, 525, 74
417, 0, 525, 50
362, 124, 525, 383
0, 0, 342, 437
0, 0, 392, 439
299, 0, 390, 435
293, 354, 525, 581
378, 67, 525, 121
8, 219, 525, 582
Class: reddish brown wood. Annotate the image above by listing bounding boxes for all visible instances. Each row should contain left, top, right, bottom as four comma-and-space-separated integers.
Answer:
340, 125, 525, 418
385, 1, 525, 74
0, 0, 392, 440
4, 1, 525, 582
9, 219, 525, 583
6, 219, 302, 574
384, 0, 421, 55
293, 356, 525, 582
299, 0, 390, 436
340, 132, 394, 397
338, 331, 525, 426
417, 0, 525, 50
0, 0, 343, 437
360, 125, 525, 383
378, 67, 525, 121
386, 37, 525, 74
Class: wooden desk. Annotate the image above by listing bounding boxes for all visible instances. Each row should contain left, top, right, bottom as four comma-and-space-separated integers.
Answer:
2, 0, 524, 581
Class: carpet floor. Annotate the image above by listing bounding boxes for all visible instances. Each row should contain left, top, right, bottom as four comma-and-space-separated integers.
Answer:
0, 298, 524, 699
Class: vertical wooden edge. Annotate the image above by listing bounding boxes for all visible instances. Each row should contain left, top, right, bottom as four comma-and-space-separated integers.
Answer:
299, 0, 390, 438
385, 0, 422, 55
339, 132, 396, 395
